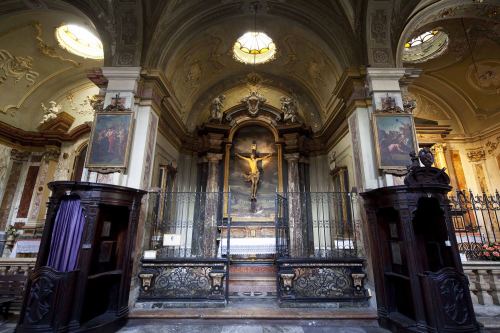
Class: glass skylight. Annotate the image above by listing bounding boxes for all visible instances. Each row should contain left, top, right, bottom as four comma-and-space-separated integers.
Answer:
405, 30, 438, 49
233, 31, 276, 64
402, 29, 448, 63
55, 24, 104, 60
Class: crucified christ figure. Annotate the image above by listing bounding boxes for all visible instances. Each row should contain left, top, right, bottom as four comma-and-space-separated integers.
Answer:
235, 151, 272, 200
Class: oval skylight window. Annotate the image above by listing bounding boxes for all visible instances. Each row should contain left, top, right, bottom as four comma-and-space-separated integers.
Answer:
402, 29, 448, 63
55, 24, 104, 60
233, 31, 276, 64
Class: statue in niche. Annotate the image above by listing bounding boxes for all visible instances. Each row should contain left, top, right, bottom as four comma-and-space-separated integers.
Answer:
40, 101, 61, 124
280, 96, 299, 123
236, 144, 272, 201
241, 91, 266, 116
210, 94, 225, 122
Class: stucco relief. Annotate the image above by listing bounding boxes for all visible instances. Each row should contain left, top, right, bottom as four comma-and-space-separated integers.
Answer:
169, 27, 338, 121
371, 10, 387, 44
409, 93, 451, 121
57, 85, 99, 129
0, 49, 38, 87
466, 147, 486, 162
466, 60, 500, 94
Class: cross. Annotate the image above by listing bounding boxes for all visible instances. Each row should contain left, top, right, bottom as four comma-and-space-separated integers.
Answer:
111, 93, 122, 106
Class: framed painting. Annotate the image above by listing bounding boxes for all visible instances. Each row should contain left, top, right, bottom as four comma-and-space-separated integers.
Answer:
373, 113, 418, 170
86, 111, 134, 172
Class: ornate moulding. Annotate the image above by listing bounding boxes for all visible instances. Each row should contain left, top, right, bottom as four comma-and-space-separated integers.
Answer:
466, 148, 486, 162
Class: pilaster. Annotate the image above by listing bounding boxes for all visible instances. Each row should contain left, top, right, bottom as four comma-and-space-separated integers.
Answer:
97, 67, 159, 190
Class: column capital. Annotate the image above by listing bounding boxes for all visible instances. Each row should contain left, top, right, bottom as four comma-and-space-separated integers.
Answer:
366, 68, 407, 92
10, 149, 30, 162
284, 153, 300, 162
42, 146, 61, 162
102, 66, 142, 98
206, 153, 223, 162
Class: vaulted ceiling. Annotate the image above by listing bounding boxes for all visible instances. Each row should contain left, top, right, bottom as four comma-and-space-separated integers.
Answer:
0, 0, 498, 138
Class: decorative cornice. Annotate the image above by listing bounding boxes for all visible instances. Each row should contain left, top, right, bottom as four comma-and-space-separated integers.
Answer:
139, 69, 187, 150
0, 121, 91, 148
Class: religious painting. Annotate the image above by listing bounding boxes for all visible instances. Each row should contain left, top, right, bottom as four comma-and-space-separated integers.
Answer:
229, 126, 278, 221
86, 111, 134, 172
373, 113, 418, 169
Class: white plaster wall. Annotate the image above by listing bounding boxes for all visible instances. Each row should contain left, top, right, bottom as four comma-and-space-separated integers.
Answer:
327, 132, 356, 191
309, 155, 332, 192
151, 131, 179, 188
54, 136, 89, 181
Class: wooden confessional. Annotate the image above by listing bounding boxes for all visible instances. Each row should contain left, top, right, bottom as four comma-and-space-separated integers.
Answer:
361, 151, 481, 333
17, 181, 146, 332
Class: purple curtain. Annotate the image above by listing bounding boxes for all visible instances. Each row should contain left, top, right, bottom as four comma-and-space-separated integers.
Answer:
47, 198, 85, 272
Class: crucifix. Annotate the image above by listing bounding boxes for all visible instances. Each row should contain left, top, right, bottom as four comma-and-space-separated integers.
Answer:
235, 143, 272, 201
111, 93, 123, 107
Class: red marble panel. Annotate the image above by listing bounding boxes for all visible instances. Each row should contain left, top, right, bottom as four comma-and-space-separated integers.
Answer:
17, 165, 40, 218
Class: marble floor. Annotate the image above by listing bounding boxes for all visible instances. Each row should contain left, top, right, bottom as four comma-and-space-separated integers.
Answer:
119, 319, 391, 333
2, 304, 499, 333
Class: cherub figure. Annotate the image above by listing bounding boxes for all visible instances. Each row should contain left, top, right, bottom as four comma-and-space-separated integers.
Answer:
40, 101, 61, 124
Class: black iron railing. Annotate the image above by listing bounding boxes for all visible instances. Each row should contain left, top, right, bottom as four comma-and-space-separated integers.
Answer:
145, 191, 230, 259
450, 189, 500, 260
276, 192, 359, 259
139, 191, 231, 303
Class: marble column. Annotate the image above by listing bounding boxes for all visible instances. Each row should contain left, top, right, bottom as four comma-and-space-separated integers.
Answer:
0, 149, 30, 231
285, 153, 304, 257
203, 153, 222, 257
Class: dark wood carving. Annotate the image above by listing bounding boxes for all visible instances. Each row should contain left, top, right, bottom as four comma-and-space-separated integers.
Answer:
17, 181, 146, 333
361, 150, 480, 333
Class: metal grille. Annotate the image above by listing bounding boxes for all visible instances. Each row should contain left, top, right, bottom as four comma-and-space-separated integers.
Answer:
145, 192, 230, 259
450, 190, 500, 260
276, 192, 359, 259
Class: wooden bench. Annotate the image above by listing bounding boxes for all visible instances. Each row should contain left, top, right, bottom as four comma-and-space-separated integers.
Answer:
0, 274, 28, 320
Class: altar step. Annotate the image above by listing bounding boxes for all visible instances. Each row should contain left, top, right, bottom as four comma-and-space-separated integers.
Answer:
228, 263, 277, 299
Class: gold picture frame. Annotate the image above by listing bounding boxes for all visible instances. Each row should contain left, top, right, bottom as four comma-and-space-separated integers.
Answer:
86, 111, 134, 173
372, 113, 418, 171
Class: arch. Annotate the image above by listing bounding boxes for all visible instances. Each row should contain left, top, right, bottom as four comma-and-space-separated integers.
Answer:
228, 117, 280, 143
71, 141, 88, 181
187, 74, 323, 133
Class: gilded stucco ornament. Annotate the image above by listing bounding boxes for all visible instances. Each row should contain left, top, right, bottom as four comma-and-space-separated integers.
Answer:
34, 23, 80, 66
485, 136, 500, 154
467, 148, 486, 162
0, 49, 39, 86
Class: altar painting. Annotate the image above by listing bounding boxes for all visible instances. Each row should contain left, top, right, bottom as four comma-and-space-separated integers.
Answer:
229, 126, 278, 221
